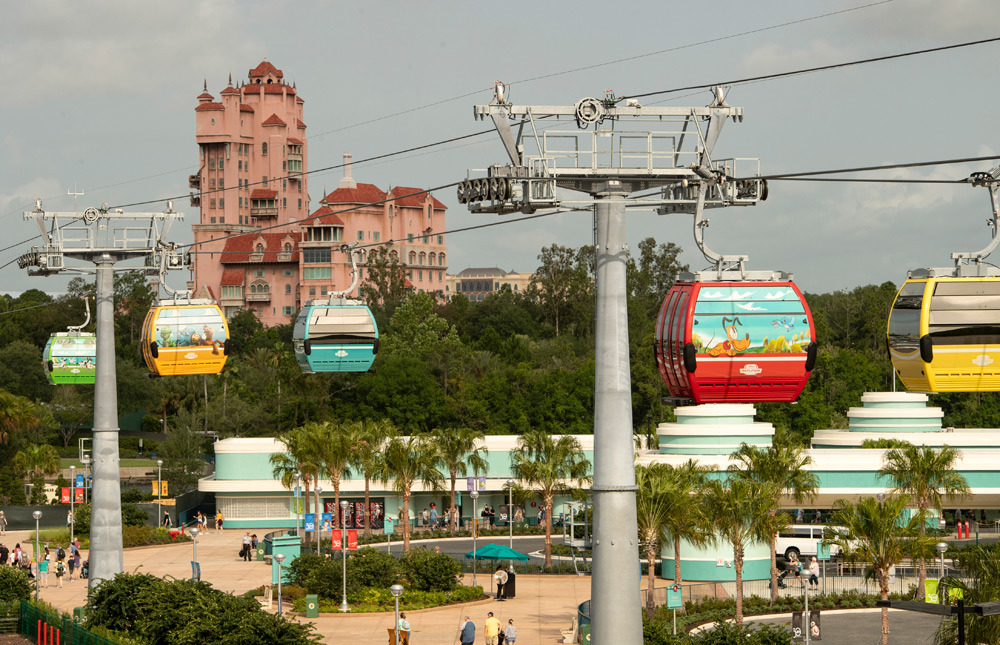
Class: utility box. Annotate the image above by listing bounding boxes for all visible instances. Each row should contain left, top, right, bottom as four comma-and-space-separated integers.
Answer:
305, 594, 319, 618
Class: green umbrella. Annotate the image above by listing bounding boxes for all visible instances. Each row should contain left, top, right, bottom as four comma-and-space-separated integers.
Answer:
466, 542, 529, 561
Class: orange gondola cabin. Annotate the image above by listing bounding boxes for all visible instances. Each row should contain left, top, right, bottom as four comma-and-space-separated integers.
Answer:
141, 301, 229, 376
655, 279, 818, 403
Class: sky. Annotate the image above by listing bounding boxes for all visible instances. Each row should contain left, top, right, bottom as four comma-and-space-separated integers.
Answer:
2, 0, 999, 298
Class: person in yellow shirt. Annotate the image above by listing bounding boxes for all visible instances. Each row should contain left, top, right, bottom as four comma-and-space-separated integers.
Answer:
484, 611, 501, 645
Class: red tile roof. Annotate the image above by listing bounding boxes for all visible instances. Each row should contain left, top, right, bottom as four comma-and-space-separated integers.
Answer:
195, 102, 224, 111
261, 113, 286, 126
220, 86, 240, 95
249, 61, 283, 79
197, 92, 214, 100
309, 206, 346, 226
296, 97, 304, 104
250, 189, 278, 199
389, 186, 447, 210
322, 183, 386, 205
220, 231, 301, 264
287, 137, 304, 144
220, 267, 245, 286
297, 119, 306, 129
240, 104, 254, 112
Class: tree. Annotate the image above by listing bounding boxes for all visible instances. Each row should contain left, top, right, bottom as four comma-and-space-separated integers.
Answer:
378, 435, 444, 551
347, 418, 393, 537
430, 427, 488, 535
702, 478, 780, 626
12, 443, 60, 488
828, 495, 933, 645
316, 421, 353, 529
362, 246, 411, 328
160, 408, 208, 495
0, 390, 43, 445
527, 244, 592, 336
510, 431, 591, 566
48, 386, 93, 447
660, 460, 714, 587
635, 463, 675, 619
729, 443, 819, 603
935, 543, 1000, 645
380, 292, 469, 394
878, 443, 970, 600
270, 424, 325, 548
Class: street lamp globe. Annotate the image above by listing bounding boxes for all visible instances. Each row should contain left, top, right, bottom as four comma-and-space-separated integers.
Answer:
156, 459, 163, 467
936, 542, 948, 555
33, 510, 42, 520
390, 584, 403, 597
390, 584, 404, 645
190, 527, 199, 538
274, 552, 286, 564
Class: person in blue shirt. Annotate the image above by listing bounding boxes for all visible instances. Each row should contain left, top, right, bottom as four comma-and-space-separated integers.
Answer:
459, 616, 476, 645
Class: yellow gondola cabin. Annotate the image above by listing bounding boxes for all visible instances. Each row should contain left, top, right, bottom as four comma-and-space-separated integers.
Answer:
141, 302, 229, 376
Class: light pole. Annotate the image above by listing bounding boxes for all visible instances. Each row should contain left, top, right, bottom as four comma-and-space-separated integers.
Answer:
69, 465, 76, 544
390, 584, 404, 644
32, 511, 41, 601
274, 552, 286, 614
190, 527, 200, 579
937, 541, 949, 581
315, 486, 323, 554
471, 490, 479, 589
293, 473, 302, 538
340, 500, 350, 612
156, 459, 163, 528
506, 480, 514, 550
80, 456, 90, 505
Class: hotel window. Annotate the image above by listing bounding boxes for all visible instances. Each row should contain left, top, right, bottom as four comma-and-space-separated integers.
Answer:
321, 287, 328, 296
254, 269, 265, 277
439, 254, 445, 266
210, 178, 216, 189
303, 267, 331, 280
407, 233, 414, 242
309, 287, 316, 296
419, 270, 423, 281
358, 230, 364, 241
438, 235, 443, 245
302, 248, 331, 263
283, 198, 287, 207
285, 284, 291, 295
218, 179, 224, 189
218, 158, 224, 170
282, 161, 286, 170
298, 198, 302, 209
210, 199, 216, 209
438, 271, 443, 280
238, 161, 242, 170
373, 231, 380, 241
208, 157, 216, 170
262, 142, 268, 156
283, 306, 293, 316
219, 198, 225, 208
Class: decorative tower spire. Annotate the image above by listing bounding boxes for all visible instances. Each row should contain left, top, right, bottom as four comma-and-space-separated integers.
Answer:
339, 153, 357, 189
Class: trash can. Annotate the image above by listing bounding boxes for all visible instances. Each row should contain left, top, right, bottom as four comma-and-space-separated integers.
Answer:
73, 607, 86, 622
305, 594, 319, 618
503, 569, 516, 599
580, 624, 591, 643
256, 546, 265, 561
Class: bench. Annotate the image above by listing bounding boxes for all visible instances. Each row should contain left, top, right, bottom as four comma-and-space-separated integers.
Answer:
258, 585, 273, 610
561, 616, 578, 644
386, 628, 410, 645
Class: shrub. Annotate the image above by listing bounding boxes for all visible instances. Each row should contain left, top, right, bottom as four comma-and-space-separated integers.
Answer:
285, 553, 326, 587
401, 549, 461, 592
348, 547, 399, 588
0, 566, 33, 602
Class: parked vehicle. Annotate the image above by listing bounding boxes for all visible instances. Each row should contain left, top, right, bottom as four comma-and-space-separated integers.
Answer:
775, 524, 847, 560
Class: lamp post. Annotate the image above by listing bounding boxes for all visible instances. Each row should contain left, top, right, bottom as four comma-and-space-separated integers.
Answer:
190, 527, 200, 579
69, 464, 76, 544
315, 486, 323, 554
156, 459, 163, 528
390, 584, 404, 644
274, 552, 286, 614
471, 490, 479, 589
293, 473, 302, 538
937, 541, 949, 581
32, 510, 41, 601
506, 480, 515, 550
340, 500, 350, 612
80, 456, 90, 505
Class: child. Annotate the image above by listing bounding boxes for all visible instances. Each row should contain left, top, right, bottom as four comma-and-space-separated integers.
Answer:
55, 559, 65, 588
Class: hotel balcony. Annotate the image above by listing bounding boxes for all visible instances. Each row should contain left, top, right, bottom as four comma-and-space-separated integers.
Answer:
276, 252, 293, 262
189, 175, 201, 189
250, 206, 278, 218
248, 252, 264, 262
245, 292, 271, 302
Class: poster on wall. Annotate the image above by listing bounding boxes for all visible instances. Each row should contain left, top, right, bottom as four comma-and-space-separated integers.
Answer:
326, 499, 385, 529
499, 504, 525, 523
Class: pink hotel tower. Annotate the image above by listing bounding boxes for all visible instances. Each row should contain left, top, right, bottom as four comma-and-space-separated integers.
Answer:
190, 60, 447, 327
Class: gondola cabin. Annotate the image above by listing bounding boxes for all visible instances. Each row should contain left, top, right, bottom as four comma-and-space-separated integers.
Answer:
293, 300, 378, 373
655, 281, 817, 403
888, 276, 1000, 392
141, 302, 229, 376
43, 333, 97, 385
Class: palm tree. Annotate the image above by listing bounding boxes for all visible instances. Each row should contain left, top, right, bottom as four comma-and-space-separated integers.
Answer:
0, 390, 41, 444
510, 431, 591, 566
934, 543, 1000, 645
635, 463, 677, 619
702, 478, 780, 626
270, 425, 324, 548
828, 495, 933, 645
379, 435, 445, 551
348, 418, 394, 537
729, 443, 819, 602
879, 443, 970, 600
661, 460, 715, 587
430, 427, 488, 535
12, 444, 60, 497
316, 421, 354, 529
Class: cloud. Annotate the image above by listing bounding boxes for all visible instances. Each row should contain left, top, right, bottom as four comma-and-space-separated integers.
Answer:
738, 40, 854, 78
736, 302, 765, 311
842, 0, 1000, 41
765, 290, 790, 299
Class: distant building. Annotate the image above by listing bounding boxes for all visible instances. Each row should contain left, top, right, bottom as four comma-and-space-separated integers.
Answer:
445, 267, 533, 302
190, 60, 447, 325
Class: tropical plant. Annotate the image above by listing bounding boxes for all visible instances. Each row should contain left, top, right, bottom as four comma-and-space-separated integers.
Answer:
315, 421, 353, 529
635, 463, 676, 619
878, 443, 969, 600
510, 431, 591, 566
729, 443, 819, 603
430, 427, 488, 535
0, 390, 43, 444
378, 435, 444, 551
702, 478, 781, 625
271, 425, 325, 548
12, 443, 60, 495
347, 418, 393, 536
828, 495, 933, 645
934, 543, 1000, 645
658, 460, 715, 589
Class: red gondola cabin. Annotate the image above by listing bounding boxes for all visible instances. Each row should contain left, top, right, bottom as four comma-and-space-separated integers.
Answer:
655, 280, 818, 403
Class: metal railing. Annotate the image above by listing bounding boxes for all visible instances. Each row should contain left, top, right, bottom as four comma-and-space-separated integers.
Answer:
19, 600, 123, 645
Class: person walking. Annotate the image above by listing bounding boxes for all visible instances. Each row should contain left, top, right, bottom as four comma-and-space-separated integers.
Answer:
241, 532, 252, 561
484, 611, 501, 645
789, 553, 804, 589
459, 616, 476, 645
72, 548, 81, 580
55, 558, 65, 588
397, 611, 411, 644
216, 510, 224, 532
808, 556, 820, 590
67, 545, 76, 581
37, 556, 48, 588
503, 619, 517, 645
429, 503, 438, 529
0, 510, 6, 536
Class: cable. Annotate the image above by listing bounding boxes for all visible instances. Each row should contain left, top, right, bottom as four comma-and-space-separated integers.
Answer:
309, 0, 894, 138
758, 154, 1000, 180
768, 177, 963, 184
622, 35, 1000, 101
0, 301, 57, 316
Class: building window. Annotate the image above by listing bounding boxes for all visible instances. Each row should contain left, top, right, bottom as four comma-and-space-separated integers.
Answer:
303, 267, 332, 280
438, 271, 443, 280
262, 176, 268, 186
219, 178, 224, 189
255, 243, 264, 253
208, 157, 216, 170
357, 230, 364, 241
419, 270, 423, 281
298, 198, 302, 209
254, 269, 265, 278
407, 233, 414, 243
218, 158, 224, 171
219, 198, 224, 208
285, 284, 291, 295
262, 142, 268, 156
302, 248, 331, 263
409, 251, 416, 264
209, 178, 216, 189
210, 198, 216, 209
283, 306, 293, 316
309, 287, 316, 296
373, 231, 380, 242
283, 269, 294, 277
321, 287, 328, 296
439, 253, 445, 266
438, 235, 444, 245
282, 161, 286, 171
283, 198, 287, 207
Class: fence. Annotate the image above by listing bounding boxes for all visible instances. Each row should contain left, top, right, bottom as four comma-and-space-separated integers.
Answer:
18, 600, 122, 645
